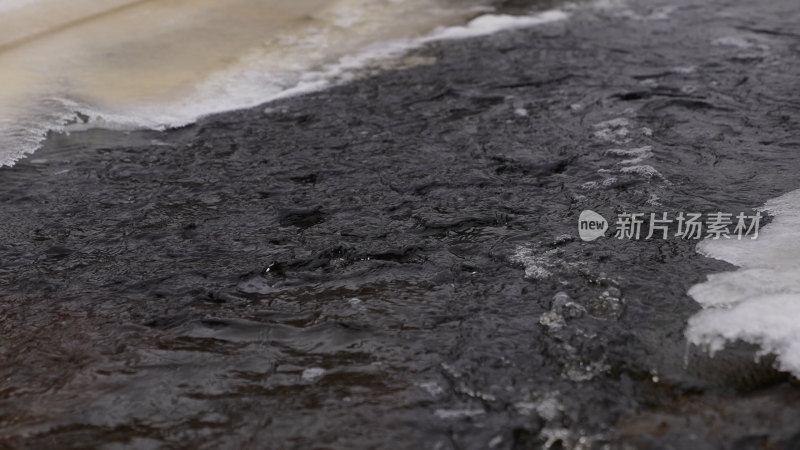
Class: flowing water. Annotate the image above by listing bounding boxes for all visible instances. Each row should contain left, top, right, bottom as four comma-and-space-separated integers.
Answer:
4, 0, 800, 447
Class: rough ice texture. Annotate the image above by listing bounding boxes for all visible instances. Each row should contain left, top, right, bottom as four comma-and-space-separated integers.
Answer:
687, 189, 800, 375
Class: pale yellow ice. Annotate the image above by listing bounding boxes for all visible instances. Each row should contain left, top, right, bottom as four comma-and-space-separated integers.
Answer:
0, 0, 333, 108
0, 0, 497, 165
0, 0, 481, 109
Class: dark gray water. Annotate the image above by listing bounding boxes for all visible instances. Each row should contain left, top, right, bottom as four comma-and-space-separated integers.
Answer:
2, 0, 800, 448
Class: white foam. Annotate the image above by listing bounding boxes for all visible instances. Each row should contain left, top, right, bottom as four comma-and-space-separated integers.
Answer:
511, 246, 557, 280
606, 145, 653, 165
713, 36, 757, 49
301, 367, 327, 382
619, 164, 664, 180
421, 11, 568, 41
686, 189, 800, 375
593, 117, 631, 143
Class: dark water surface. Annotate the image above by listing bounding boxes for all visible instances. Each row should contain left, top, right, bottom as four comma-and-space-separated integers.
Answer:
2, 0, 800, 448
